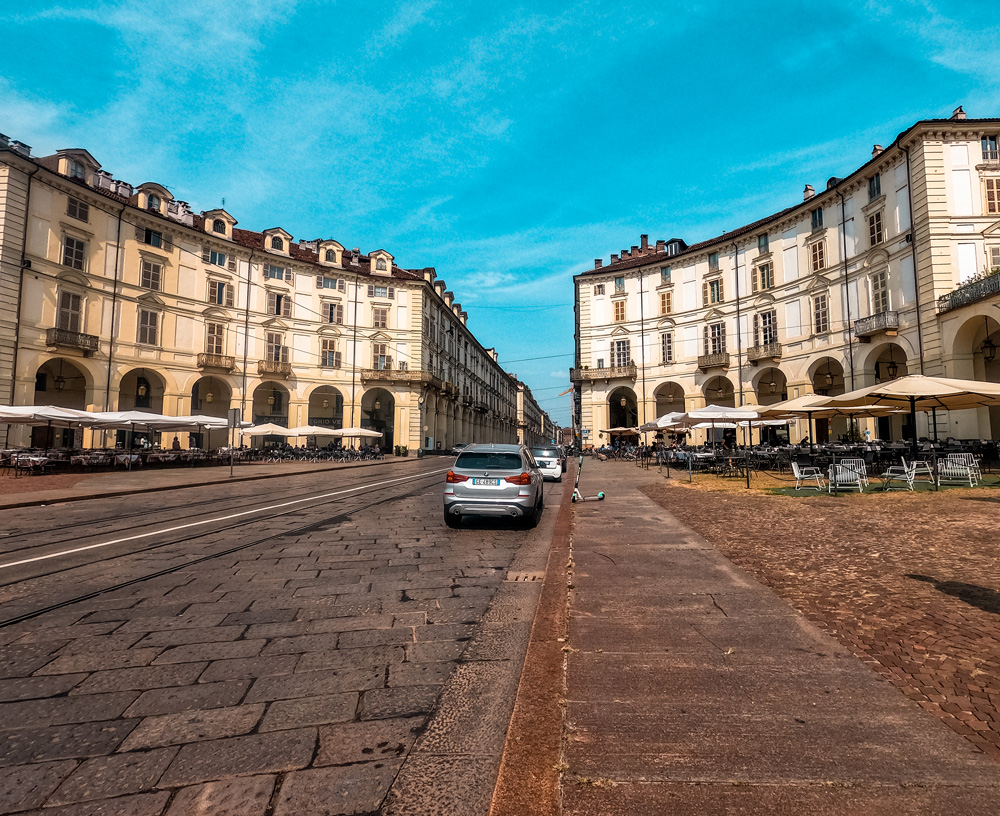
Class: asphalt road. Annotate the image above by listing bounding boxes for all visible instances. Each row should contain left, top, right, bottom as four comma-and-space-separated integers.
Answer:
0, 460, 563, 815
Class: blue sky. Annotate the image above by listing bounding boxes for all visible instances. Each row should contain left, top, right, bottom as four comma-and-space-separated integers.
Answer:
3, 1, 999, 426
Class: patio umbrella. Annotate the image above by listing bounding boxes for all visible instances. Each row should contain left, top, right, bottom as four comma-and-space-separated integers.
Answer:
334, 427, 383, 438
287, 425, 342, 436
811, 375, 1000, 454
242, 423, 290, 436
0, 405, 98, 455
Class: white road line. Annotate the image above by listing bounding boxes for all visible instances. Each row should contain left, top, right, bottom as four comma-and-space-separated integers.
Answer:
0, 468, 448, 571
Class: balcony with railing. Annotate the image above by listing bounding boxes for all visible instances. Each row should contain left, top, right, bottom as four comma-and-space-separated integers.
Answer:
983, 149, 999, 163
257, 359, 293, 377
746, 342, 782, 365
360, 368, 442, 388
853, 311, 899, 339
937, 271, 1000, 313
46, 327, 99, 356
570, 364, 637, 383
197, 353, 236, 370
697, 352, 730, 371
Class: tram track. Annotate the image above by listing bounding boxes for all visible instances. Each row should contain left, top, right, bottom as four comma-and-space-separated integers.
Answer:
0, 467, 447, 628
0, 460, 440, 544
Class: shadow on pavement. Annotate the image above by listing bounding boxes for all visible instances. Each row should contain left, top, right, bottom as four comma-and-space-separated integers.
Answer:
907, 573, 1000, 616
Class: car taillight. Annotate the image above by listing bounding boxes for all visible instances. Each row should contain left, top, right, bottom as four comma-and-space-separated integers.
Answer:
446, 471, 469, 483
504, 472, 532, 485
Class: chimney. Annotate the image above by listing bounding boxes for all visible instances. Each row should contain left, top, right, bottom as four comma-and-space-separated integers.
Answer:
951, 105, 966, 120
610, 253, 619, 263
803, 184, 815, 201
640, 234, 649, 250
594, 259, 603, 269
871, 144, 883, 158
655, 240, 665, 251
350, 248, 360, 266
631, 245, 638, 256
10, 140, 32, 158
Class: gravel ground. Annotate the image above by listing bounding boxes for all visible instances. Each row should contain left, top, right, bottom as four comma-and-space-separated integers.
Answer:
641, 473, 1000, 762
0, 472, 88, 495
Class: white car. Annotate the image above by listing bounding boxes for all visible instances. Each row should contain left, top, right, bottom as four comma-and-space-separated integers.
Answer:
530, 445, 563, 482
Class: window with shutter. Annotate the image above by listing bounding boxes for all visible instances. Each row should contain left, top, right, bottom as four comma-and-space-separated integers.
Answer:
62, 236, 86, 270
202, 247, 211, 263
67, 197, 89, 222
986, 178, 1000, 214
140, 260, 162, 290
373, 307, 388, 328
316, 275, 323, 289
811, 241, 825, 272
813, 294, 829, 333
753, 313, 760, 347
137, 309, 159, 345
228, 256, 236, 272
206, 322, 224, 355
702, 281, 709, 307
58, 292, 82, 332
871, 270, 889, 313
660, 332, 673, 364
367, 284, 375, 298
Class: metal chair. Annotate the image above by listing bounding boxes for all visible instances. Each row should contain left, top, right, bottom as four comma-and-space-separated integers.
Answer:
828, 462, 864, 492
882, 459, 916, 491
791, 460, 824, 490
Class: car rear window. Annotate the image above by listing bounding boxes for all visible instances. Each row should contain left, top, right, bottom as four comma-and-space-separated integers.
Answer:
456, 452, 524, 470
532, 448, 559, 458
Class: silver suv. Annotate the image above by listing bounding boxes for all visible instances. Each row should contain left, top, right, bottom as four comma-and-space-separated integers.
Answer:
443, 443, 543, 528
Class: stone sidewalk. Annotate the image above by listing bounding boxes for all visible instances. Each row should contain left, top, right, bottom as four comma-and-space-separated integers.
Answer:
558, 463, 1000, 814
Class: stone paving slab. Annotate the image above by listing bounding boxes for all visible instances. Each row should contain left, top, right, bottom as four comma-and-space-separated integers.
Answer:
560, 464, 1000, 813
0, 473, 548, 814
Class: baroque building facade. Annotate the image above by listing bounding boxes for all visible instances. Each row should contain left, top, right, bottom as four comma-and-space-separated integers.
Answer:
573, 109, 1000, 446
0, 138, 552, 450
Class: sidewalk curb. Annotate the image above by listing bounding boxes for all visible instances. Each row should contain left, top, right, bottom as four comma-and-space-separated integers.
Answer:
489, 466, 574, 816
0, 458, 407, 510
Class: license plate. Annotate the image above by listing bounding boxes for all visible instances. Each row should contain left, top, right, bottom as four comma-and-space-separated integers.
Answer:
472, 478, 499, 486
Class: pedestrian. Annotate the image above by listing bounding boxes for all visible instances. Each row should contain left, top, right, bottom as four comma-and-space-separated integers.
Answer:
171, 436, 181, 451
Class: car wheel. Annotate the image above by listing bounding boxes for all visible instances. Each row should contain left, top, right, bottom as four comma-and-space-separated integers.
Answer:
522, 496, 542, 529
444, 509, 462, 528
555, 475, 562, 483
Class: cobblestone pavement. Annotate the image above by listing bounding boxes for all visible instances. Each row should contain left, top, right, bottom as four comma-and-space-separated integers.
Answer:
0, 473, 555, 815
641, 474, 1000, 762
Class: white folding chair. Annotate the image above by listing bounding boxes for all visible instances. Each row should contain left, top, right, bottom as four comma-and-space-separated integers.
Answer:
947, 453, 982, 481
829, 462, 864, 492
937, 456, 978, 487
840, 458, 869, 487
791, 460, 824, 490
882, 459, 916, 491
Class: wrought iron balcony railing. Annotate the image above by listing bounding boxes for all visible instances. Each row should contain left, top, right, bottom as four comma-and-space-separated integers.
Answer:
937, 272, 1000, 313
697, 352, 730, 371
853, 311, 899, 338
747, 342, 782, 364
46, 327, 99, 355
359, 369, 442, 388
257, 359, 293, 377
197, 353, 236, 370
569, 364, 638, 382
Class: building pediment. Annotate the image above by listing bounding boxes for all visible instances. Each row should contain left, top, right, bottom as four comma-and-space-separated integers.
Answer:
982, 220, 1000, 237
610, 325, 630, 336
862, 248, 890, 268
137, 292, 165, 306
807, 275, 833, 292
317, 325, 342, 337
657, 317, 676, 329
201, 307, 231, 320
368, 331, 392, 342
262, 317, 289, 330
752, 293, 776, 307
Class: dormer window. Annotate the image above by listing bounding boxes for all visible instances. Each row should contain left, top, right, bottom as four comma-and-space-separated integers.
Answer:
68, 160, 86, 180
868, 173, 881, 201
148, 195, 161, 212
213, 219, 226, 234
325, 249, 336, 262
271, 236, 283, 251
376, 258, 387, 272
